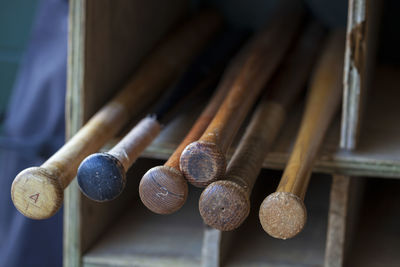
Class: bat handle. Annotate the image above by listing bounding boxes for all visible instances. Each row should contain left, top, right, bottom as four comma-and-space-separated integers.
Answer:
77, 117, 161, 202
108, 116, 161, 170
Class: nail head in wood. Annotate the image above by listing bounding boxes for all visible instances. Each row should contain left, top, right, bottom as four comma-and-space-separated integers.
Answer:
199, 180, 250, 231
259, 192, 307, 240
77, 153, 126, 202
180, 141, 226, 187
139, 166, 188, 214
11, 167, 64, 219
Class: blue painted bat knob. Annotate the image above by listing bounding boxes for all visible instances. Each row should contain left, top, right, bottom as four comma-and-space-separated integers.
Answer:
77, 153, 126, 202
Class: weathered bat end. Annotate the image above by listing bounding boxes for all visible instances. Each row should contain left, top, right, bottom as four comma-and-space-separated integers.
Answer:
199, 180, 250, 231
11, 167, 63, 220
180, 141, 226, 187
77, 153, 126, 202
139, 166, 188, 214
259, 192, 307, 240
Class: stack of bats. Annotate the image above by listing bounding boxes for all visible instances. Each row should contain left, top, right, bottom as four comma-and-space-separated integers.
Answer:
11, 5, 344, 240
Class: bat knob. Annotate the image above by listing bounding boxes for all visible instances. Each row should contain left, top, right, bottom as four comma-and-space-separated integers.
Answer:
139, 166, 188, 214
199, 180, 250, 231
259, 192, 307, 239
77, 153, 126, 202
11, 167, 63, 220
180, 141, 226, 187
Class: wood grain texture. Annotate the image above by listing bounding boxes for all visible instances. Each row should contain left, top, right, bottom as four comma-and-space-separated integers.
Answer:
325, 175, 365, 267
324, 175, 349, 267
11, 9, 222, 220
341, 0, 381, 150
83, 186, 205, 267
180, 5, 304, 187
139, 31, 248, 215
199, 23, 324, 231
259, 31, 345, 240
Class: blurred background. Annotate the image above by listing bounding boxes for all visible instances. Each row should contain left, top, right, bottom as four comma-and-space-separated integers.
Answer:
0, 0, 67, 266
0, 1, 39, 128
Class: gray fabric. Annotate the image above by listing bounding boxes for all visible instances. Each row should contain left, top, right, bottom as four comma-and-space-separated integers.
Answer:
0, 0, 68, 266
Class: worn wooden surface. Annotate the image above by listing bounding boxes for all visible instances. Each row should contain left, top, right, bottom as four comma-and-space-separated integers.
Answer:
341, 0, 381, 150
324, 175, 350, 267
180, 5, 304, 188
83, 186, 205, 267
82, 172, 332, 267
138, 30, 247, 215
324, 175, 365, 267
202, 226, 222, 267
65, 0, 188, 266
198, 23, 324, 232
65, 0, 400, 266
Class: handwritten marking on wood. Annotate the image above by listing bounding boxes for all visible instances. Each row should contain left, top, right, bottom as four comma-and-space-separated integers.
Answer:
29, 193, 40, 203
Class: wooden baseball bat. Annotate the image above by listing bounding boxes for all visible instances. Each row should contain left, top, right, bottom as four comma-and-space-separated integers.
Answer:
198, 23, 325, 231
138, 30, 250, 214
77, 30, 248, 202
10, 10, 222, 220
259, 31, 345, 239
179, 6, 304, 187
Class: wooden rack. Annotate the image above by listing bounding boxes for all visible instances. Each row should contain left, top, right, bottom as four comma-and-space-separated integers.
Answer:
64, 0, 399, 266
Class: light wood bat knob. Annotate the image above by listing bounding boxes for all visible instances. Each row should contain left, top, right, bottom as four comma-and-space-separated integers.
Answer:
199, 180, 250, 231
259, 192, 307, 239
180, 141, 226, 187
77, 153, 126, 202
139, 166, 188, 214
11, 167, 63, 220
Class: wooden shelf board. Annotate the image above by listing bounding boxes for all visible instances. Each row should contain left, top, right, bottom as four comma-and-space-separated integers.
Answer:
83, 187, 205, 267
82, 171, 331, 267
138, 66, 400, 179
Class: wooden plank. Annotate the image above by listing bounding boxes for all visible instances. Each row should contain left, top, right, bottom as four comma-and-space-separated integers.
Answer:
65, 0, 187, 266
64, 0, 86, 265
82, 0, 188, 120
341, 0, 381, 150
324, 175, 350, 267
202, 226, 221, 267
324, 175, 365, 267
83, 185, 204, 267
